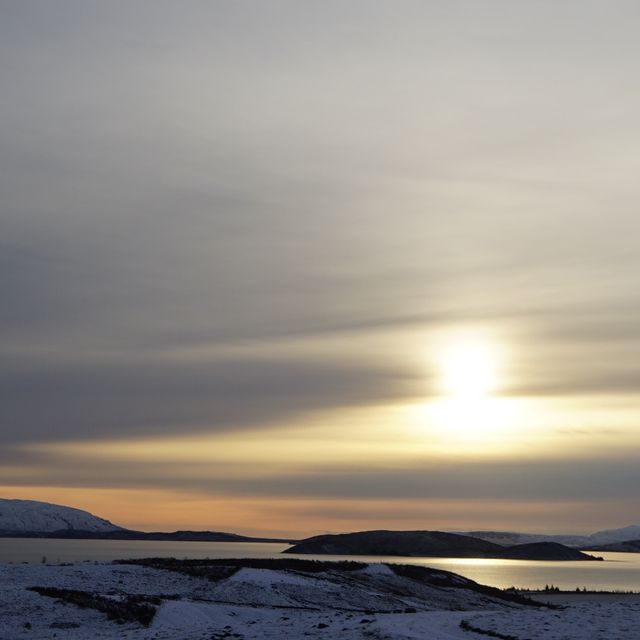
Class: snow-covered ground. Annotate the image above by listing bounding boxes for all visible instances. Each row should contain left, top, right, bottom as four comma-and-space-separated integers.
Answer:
0, 560, 638, 639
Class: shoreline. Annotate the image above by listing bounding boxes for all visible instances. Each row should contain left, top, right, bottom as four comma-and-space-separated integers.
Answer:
521, 591, 640, 604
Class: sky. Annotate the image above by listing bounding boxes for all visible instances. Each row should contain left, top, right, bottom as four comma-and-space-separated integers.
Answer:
2, 1, 640, 537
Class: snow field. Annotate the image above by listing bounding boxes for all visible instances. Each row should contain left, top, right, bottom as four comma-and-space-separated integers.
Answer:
0, 560, 638, 639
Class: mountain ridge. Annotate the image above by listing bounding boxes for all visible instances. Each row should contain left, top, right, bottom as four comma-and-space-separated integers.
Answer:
457, 525, 640, 548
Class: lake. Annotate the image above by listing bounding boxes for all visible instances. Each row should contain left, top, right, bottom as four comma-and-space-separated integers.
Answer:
1, 538, 638, 592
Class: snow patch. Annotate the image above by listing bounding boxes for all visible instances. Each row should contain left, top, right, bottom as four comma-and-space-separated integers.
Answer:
227, 567, 318, 587
359, 563, 396, 577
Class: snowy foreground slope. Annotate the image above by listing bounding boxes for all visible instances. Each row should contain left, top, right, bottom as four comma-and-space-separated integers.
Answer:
1, 559, 639, 639
0, 499, 121, 533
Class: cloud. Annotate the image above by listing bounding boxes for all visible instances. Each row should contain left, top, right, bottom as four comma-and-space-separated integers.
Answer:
177, 456, 633, 501
6, 448, 640, 503
197, 459, 640, 502
3, 1, 640, 533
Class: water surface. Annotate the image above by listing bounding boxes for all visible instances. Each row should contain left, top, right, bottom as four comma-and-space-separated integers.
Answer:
1, 538, 638, 591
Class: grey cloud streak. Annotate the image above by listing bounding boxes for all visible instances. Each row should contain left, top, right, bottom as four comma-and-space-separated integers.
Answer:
6, 453, 640, 502
0, 356, 411, 444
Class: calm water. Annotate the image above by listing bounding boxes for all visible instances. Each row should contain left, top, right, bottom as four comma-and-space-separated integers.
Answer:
1, 538, 639, 592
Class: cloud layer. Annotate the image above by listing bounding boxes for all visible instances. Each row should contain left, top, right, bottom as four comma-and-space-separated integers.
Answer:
2, 1, 640, 533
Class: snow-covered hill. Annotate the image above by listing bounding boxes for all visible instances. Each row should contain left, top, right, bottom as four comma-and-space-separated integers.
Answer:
0, 558, 542, 639
0, 499, 122, 533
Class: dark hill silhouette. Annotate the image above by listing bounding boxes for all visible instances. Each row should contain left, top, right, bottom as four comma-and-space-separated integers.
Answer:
286, 530, 499, 557
498, 541, 598, 560
284, 530, 600, 561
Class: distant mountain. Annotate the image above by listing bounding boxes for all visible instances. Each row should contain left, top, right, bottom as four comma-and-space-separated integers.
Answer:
460, 530, 587, 547
459, 524, 640, 549
580, 539, 640, 553
284, 530, 599, 561
40, 529, 295, 543
587, 525, 640, 546
0, 499, 122, 534
0, 498, 294, 543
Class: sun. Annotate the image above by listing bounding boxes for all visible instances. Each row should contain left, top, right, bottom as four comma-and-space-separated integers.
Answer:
421, 334, 515, 446
439, 340, 498, 399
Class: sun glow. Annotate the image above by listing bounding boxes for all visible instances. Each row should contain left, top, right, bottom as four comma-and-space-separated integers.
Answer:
427, 334, 514, 445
